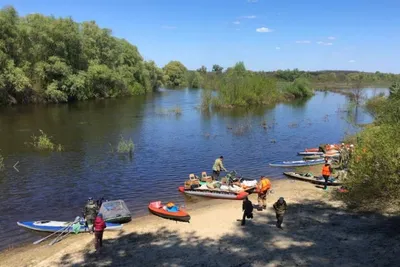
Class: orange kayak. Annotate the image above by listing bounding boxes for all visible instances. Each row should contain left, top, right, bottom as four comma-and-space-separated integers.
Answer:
148, 201, 190, 223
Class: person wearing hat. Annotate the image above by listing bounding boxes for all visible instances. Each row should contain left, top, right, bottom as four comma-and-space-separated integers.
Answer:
83, 197, 99, 234
93, 213, 107, 252
273, 197, 287, 229
212, 156, 228, 180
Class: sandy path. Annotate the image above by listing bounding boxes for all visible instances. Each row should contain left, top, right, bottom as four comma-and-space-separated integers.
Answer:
1, 179, 399, 267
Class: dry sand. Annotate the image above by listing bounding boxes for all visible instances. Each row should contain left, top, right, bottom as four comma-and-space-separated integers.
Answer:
1, 178, 399, 267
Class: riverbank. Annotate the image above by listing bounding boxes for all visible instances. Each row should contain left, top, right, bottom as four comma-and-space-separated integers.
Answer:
1, 178, 398, 267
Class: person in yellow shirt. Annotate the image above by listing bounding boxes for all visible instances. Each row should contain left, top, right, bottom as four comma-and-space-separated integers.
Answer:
212, 156, 227, 180
257, 176, 271, 210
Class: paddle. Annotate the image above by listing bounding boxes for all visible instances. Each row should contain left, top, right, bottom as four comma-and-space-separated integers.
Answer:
49, 217, 80, 246
33, 221, 75, 245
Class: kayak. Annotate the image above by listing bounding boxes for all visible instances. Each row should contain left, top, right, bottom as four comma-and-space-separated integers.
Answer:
283, 171, 342, 186
148, 201, 190, 223
17, 220, 122, 233
269, 158, 325, 167
297, 151, 324, 156
178, 186, 248, 200
303, 155, 323, 160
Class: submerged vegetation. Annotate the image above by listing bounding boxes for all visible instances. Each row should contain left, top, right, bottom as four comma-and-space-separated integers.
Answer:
27, 130, 63, 151
116, 136, 135, 154
0, 151, 4, 170
343, 81, 400, 210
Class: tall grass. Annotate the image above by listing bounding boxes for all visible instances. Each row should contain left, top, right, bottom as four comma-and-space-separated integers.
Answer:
28, 130, 63, 151
117, 136, 135, 154
283, 78, 314, 98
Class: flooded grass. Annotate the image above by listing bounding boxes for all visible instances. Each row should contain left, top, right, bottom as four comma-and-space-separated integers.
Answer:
27, 130, 63, 152
116, 136, 135, 154
0, 152, 4, 170
155, 106, 183, 116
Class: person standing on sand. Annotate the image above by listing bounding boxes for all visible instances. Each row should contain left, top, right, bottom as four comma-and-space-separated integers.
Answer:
83, 197, 98, 234
93, 213, 107, 252
273, 197, 287, 229
212, 156, 227, 180
241, 196, 254, 226
322, 160, 333, 190
257, 176, 271, 210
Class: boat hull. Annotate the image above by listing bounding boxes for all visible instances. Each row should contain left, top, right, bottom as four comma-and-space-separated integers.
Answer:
283, 172, 342, 186
148, 202, 190, 223
269, 159, 325, 167
178, 186, 248, 200
17, 220, 122, 233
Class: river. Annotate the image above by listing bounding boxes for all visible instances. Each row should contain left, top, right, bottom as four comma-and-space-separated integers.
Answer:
0, 87, 388, 251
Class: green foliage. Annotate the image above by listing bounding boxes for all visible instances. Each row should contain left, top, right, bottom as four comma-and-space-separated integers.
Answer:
163, 61, 188, 88
0, 6, 164, 105
28, 129, 63, 151
283, 78, 314, 98
212, 64, 223, 74
343, 90, 400, 209
116, 136, 135, 154
187, 71, 203, 88
389, 82, 400, 100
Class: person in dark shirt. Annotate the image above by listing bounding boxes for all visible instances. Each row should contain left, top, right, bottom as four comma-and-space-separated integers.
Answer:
241, 197, 254, 226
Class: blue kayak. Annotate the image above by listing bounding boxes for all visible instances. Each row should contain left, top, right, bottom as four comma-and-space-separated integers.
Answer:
269, 158, 325, 167
17, 220, 123, 233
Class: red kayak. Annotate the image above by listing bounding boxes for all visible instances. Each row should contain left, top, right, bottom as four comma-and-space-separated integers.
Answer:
148, 201, 190, 223
178, 186, 248, 200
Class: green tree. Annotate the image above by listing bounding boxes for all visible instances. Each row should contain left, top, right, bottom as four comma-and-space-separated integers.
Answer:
163, 61, 188, 88
212, 64, 223, 74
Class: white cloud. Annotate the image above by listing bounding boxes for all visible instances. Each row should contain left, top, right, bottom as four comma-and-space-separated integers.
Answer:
328, 36, 336, 40
242, 15, 257, 19
161, 25, 176, 30
233, 21, 240, 25
256, 27, 273, 33
248, 0, 258, 2
349, 60, 355, 63
276, 47, 281, 50
295, 40, 311, 44
317, 41, 333, 46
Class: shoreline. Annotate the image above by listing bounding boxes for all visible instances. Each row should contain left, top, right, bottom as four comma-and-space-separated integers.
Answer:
1, 178, 399, 267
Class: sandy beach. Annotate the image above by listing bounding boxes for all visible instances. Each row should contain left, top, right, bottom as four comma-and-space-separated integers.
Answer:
1, 178, 399, 267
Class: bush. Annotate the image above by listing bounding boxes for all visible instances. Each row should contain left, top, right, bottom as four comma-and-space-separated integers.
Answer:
283, 78, 314, 98
117, 136, 134, 154
28, 130, 63, 151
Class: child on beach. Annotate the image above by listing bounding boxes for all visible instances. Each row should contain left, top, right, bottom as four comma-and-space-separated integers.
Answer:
241, 197, 254, 226
93, 213, 107, 252
273, 197, 287, 229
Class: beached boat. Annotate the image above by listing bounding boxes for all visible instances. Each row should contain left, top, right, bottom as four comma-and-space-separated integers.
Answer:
297, 151, 325, 156
269, 158, 325, 167
303, 155, 323, 160
178, 186, 249, 200
98, 199, 132, 224
283, 171, 342, 186
148, 201, 190, 223
17, 220, 122, 233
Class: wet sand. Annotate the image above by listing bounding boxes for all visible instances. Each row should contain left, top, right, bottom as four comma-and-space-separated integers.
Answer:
1, 178, 399, 267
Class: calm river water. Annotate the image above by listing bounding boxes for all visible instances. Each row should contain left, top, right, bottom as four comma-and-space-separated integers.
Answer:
0, 88, 387, 250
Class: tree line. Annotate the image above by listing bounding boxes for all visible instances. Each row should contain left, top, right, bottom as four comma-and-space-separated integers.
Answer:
1, 6, 399, 108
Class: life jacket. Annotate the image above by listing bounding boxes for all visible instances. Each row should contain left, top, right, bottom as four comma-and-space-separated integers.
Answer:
322, 165, 331, 176
259, 178, 271, 192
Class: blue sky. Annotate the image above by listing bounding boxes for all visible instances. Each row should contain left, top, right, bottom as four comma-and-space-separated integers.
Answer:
3, 0, 400, 72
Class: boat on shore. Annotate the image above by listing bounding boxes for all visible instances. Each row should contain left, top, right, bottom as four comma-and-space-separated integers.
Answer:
98, 199, 132, 224
148, 201, 190, 223
17, 220, 122, 233
178, 186, 249, 200
283, 171, 342, 186
269, 158, 325, 167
